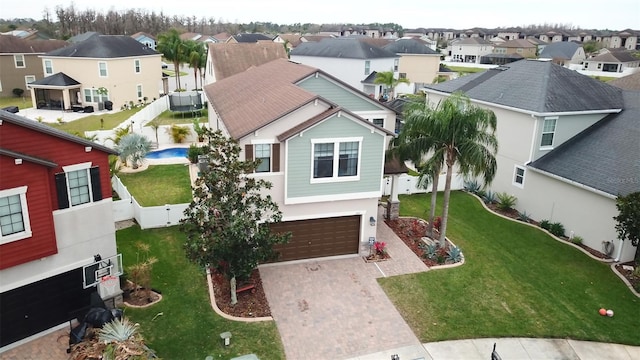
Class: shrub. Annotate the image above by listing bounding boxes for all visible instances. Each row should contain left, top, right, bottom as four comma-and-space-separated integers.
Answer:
187, 144, 205, 164
433, 216, 442, 231
168, 124, 191, 143
496, 192, 517, 211
463, 180, 481, 194
483, 190, 497, 204
517, 211, 531, 223
540, 219, 551, 230
570, 235, 583, 245
549, 222, 566, 237
373, 241, 387, 255
12, 88, 24, 97
446, 245, 463, 263
421, 243, 438, 260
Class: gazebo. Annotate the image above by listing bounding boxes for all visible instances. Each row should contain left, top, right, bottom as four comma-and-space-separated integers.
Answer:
28, 72, 82, 111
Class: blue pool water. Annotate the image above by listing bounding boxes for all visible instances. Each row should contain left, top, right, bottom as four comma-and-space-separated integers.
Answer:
146, 147, 188, 159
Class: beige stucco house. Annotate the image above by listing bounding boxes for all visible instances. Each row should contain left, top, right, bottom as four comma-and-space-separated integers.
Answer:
450, 37, 494, 63
424, 59, 638, 262
582, 49, 640, 75
494, 39, 537, 58
383, 38, 442, 94
30, 34, 162, 112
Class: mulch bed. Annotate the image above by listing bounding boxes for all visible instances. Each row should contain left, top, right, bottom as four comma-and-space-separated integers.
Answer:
615, 262, 640, 292
384, 218, 450, 267
210, 268, 271, 318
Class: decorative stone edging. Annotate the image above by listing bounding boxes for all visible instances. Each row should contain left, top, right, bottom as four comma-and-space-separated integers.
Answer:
395, 216, 466, 270
467, 192, 640, 299
124, 293, 163, 308
205, 268, 273, 323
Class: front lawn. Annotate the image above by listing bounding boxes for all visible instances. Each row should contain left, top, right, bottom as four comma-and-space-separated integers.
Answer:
0, 96, 32, 110
149, 109, 208, 126
379, 192, 639, 345
117, 164, 192, 206
117, 226, 284, 359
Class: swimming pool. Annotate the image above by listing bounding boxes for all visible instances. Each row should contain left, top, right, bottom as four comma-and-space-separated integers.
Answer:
146, 147, 188, 159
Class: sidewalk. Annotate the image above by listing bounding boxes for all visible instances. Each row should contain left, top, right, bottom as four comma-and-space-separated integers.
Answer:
350, 338, 640, 360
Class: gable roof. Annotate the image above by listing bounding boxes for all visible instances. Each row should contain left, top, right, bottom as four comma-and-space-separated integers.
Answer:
455, 37, 492, 45
529, 91, 640, 196
29, 72, 80, 87
290, 37, 397, 59
278, 33, 303, 47
539, 42, 581, 60
0, 35, 68, 53
496, 39, 536, 48
231, 33, 274, 43
45, 35, 159, 58
383, 38, 439, 55
361, 71, 378, 84
607, 72, 640, 91
207, 42, 288, 81
586, 50, 638, 63
425, 59, 624, 113
130, 32, 156, 41
0, 110, 118, 155
68, 32, 100, 43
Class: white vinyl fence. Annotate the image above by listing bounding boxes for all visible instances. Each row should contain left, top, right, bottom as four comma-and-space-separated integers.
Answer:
382, 173, 465, 196
112, 175, 189, 229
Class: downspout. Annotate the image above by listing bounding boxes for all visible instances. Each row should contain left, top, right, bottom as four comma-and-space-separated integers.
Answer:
614, 238, 624, 262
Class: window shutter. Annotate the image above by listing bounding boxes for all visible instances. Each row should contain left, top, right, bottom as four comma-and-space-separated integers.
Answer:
245, 144, 253, 161
90, 166, 103, 201
55, 172, 69, 209
272, 144, 280, 172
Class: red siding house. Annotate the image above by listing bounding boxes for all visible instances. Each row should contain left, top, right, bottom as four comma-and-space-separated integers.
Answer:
0, 110, 119, 349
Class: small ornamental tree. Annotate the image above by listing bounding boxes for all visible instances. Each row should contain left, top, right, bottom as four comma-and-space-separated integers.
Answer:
180, 129, 290, 305
614, 191, 640, 263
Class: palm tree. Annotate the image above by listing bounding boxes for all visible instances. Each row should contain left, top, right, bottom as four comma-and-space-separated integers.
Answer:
374, 70, 410, 100
157, 29, 185, 90
115, 133, 152, 169
392, 92, 498, 246
184, 40, 206, 91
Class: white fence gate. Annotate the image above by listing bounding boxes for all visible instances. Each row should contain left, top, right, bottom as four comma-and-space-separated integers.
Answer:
382, 173, 465, 196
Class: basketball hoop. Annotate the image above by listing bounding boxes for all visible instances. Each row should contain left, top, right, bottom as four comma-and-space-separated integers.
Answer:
98, 275, 120, 298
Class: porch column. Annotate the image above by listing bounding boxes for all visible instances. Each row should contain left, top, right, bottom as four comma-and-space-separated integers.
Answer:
29, 88, 37, 108
62, 90, 71, 110
386, 174, 400, 220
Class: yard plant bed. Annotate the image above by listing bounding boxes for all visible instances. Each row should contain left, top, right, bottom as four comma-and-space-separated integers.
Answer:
615, 262, 640, 292
210, 268, 271, 318
385, 218, 456, 267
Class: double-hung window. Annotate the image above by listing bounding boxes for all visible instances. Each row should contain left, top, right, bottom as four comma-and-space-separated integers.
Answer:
25, 75, 36, 88
134, 59, 141, 73
513, 165, 526, 188
55, 163, 103, 209
136, 84, 143, 98
364, 60, 371, 75
14, 54, 25, 68
541, 117, 557, 148
0, 186, 32, 244
255, 144, 271, 173
98, 62, 108, 77
44, 59, 53, 76
312, 138, 362, 182
245, 143, 280, 173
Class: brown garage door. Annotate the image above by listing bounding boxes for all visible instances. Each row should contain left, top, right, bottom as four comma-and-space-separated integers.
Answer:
270, 215, 361, 262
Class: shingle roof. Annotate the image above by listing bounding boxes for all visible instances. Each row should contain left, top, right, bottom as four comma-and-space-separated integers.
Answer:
290, 37, 397, 59
383, 38, 439, 55
208, 42, 287, 81
455, 37, 492, 45
530, 91, 640, 196
607, 72, 640, 91
496, 39, 536, 48
45, 35, 159, 58
0, 110, 118, 155
203, 59, 319, 139
278, 34, 303, 47
0, 148, 57, 167
361, 71, 378, 84
587, 50, 638, 63
231, 33, 274, 43
539, 42, 581, 60
425, 60, 624, 113
29, 72, 80, 87
68, 32, 99, 43
0, 35, 68, 53
130, 32, 155, 41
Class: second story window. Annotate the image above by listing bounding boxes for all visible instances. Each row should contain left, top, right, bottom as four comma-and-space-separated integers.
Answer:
364, 60, 370, 75
55, 163, 103, 209
44, 59, 53, 75
393, 58, 399, 71
541, 118, 557, 148
14, 54, 25, 68
134, 59, 141, 73
312, 138, 362, 182
255, 144, 271, 173
99, 62, 108, 77
0, 186, 32, 245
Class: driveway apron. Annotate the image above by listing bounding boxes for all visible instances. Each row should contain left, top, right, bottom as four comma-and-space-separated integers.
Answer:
260, 209, 430, 360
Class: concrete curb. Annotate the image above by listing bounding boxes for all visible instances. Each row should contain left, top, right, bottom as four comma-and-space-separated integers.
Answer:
205, 268, 273, 323
609, 263, 640, 298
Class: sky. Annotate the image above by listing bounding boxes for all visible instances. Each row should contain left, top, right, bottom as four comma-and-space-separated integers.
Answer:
2, 0, 639, 31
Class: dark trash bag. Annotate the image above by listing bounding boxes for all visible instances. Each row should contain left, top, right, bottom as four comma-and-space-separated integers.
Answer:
2, 106, 19, 113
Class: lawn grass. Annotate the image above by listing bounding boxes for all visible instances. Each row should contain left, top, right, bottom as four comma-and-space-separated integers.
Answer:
48, 107, 143, 133
379, 191, 640, 345
148, 109, 208, 126
446, 66, 487, 74
117, 225, 284, 359
117, 165, 192, 206
591, 76, 617, 82
0, 96, 32, 110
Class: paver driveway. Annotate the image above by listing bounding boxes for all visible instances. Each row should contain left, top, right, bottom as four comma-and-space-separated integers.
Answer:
260, 211, 430, 360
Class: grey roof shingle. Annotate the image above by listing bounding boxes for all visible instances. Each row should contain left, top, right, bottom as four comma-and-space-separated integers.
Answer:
383, 39, 439, 55
290, 37, 397, 59
231, 33, 274, 43
30, 72, 80, 87
530, 91, 640, 196
539, 42, 581, 60
0, 35, 68, 53
45, 35, 159, 58
608, 72, 640, 91
425, 60, 624, 113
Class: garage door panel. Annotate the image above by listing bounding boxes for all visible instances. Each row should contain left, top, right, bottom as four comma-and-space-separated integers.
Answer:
270, 215, 360, 262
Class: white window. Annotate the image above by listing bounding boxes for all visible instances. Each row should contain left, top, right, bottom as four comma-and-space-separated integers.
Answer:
513, 166, 526, 187
311, 138, 362, 183
541, 117, 557, 148
25, 75, 36, 88
14, 54, 25, 68
393, 58, 399, 71
136, 84, 143, 98
98, 62, 108, 77
83, 88, 109, 103
134, 59, 141, 73
255, 144, 271, 173
68, 169, 91, 206
44, 59, 53, 75
0, 186, 32, 245
372, 118, 384, 127
364, 60, 370, 75
56, 163, 103, 209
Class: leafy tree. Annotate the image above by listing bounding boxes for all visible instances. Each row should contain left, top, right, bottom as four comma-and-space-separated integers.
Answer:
614, 192, 640, 262
374, 71, 410, 100
582, 40, 601, 56
393, 92, 497, 246
115, 133, 152, 169
181, 129, 290, 304
157, 29, 186, 90
184, 40, 206, 90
